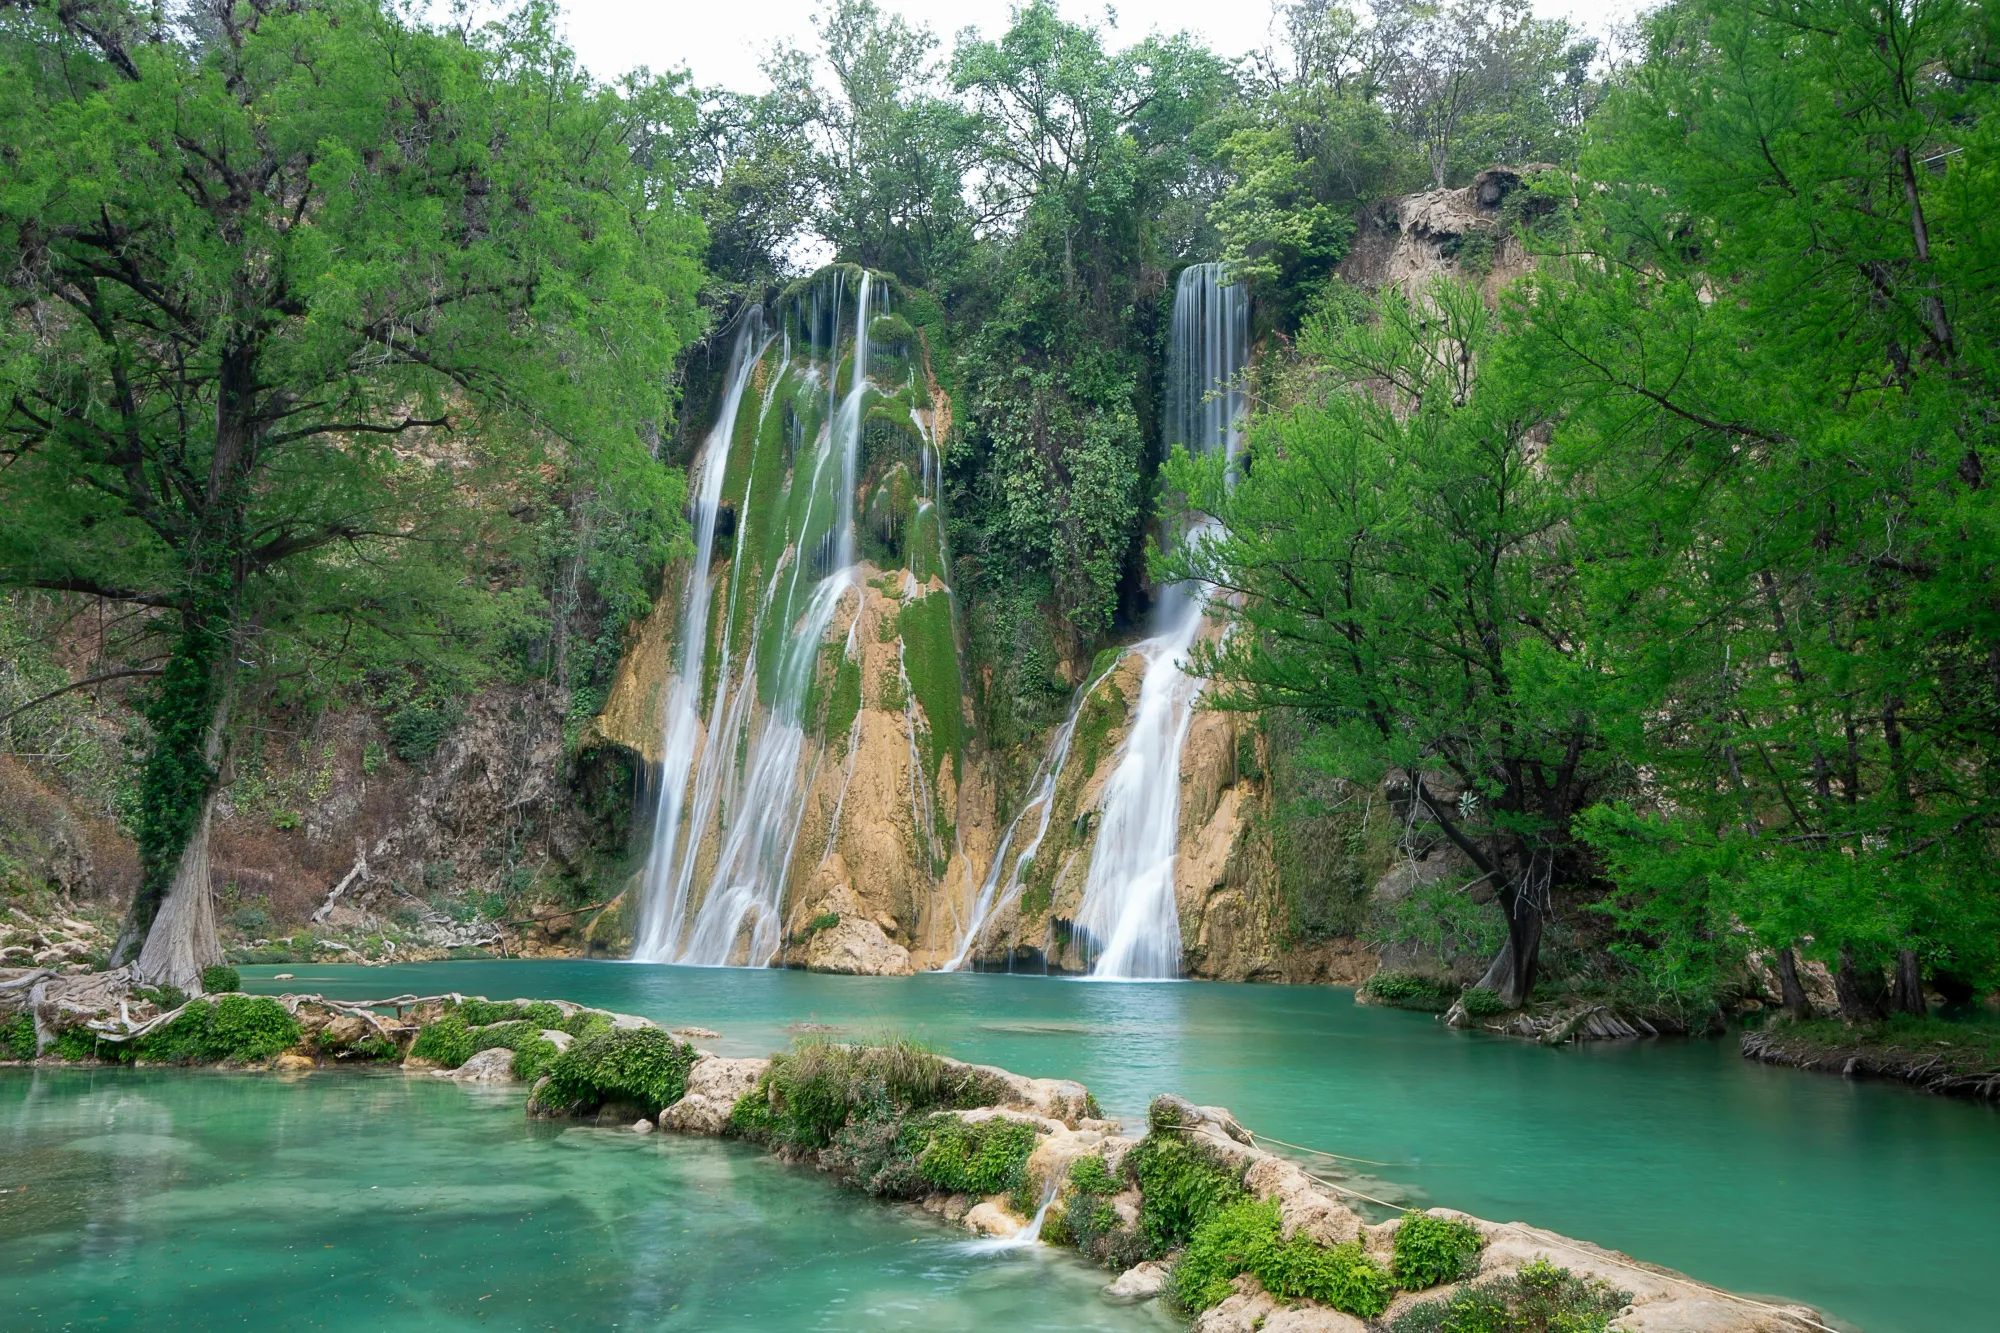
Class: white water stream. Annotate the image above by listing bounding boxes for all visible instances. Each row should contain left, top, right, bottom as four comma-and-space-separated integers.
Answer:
1073, 263, 1247, 980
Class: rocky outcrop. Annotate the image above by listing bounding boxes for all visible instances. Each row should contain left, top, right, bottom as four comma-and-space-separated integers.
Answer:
659, 1055, 769, 1133
799, 915, 914, 976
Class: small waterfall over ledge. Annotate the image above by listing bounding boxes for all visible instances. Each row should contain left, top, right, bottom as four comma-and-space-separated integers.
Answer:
635, 270, 887, 966
1072, 262, 1246, 980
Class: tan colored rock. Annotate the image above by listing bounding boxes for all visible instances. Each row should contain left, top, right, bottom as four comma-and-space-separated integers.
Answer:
1262, 1308, 1367, 1333
1243, 1156, 1362, 1247
963, 1198, 1023, 1238
660, 1056, 769, 1134
273, 1053, 315, 1073
803, 916, 914, 976
1105, 1260, 1170, 1302
450, 1047, 519, 1082
540, 1029, 574, 1052
320, 1014, 369, 1047
1192, 1277, 1280, 1333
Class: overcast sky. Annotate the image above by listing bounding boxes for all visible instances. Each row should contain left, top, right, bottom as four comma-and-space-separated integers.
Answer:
546, 0, 1648, 91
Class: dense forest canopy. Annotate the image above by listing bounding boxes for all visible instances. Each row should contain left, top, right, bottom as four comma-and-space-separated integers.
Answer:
4, 0, 1997, 1013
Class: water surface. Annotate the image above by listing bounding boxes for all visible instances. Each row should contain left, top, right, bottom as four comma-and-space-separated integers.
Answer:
0, 1065, 1174, 1331
241, 961, 1999, 1333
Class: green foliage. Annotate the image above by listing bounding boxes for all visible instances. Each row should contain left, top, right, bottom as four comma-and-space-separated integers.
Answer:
1459, 988, 1509, 1019
1390, 1257, 1627, 1333
130, 997, 301, 1065
456, 998, 566, 1029
898, 592, 963, 784
1126, 1132, 1246, 1256
410, 1015, 476, 1069
905, 1114, 1040, 1196
54, 1027, 100, 1062
200, 966, 241, 995
1362, 971, 1460, 1013
1171, 1197, 1393, 1318
728, 1037, 1004, 1151
0, 0, 703, 968
510, 1036, 564, 1083
1393, 1213, 1486, 1289
540, 1028, 697, 1115
0, 1014, 36, 1060
135, 985, 189, 1012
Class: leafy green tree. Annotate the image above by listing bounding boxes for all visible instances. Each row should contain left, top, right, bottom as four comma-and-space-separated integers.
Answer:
1509, 0, 2000, 1011
1165, 282, 1605, 1005
0, 0, 704, 988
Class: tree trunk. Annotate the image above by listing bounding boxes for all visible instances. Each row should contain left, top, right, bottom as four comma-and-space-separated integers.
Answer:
1834, 945, 1889, 1023
1474, 858, 1545, 1008
133, 787, 226, 992
1774, 945, 1813, 1020
1890, 948, 1926, 1017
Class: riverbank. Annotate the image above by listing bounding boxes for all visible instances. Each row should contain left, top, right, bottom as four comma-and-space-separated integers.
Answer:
1741, 1017, 2000, 1102
3, 966, 1827, 1332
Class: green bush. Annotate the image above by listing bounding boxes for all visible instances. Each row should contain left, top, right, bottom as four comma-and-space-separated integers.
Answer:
410, 1014, 475, 1068
1066, 1153, 1116, 1195
128, 996, 300, 1065
511, 1035, 562, 1082
540, 1027, 696, 1115
1171, 1197, 1394, 1318
201, 965, 241, 994
906, 1115, 1040, 1196
563, 1009, 614, 1042
0, 1013, 37, 1060
1389, 1257, 1628, 1333
134, 984, 188, 1011
1126, 1132, 1246, 1256
1393, 1212, 1485, 1288
728, 1037, 1006, 1151
1361, 970, 1459, 1012
54, 1026, 99, 1061
1172, 1198, 1281, 1310
1459, 987, 1509, 1018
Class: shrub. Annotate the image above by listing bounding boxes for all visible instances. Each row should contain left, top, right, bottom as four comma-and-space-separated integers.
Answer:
1171, 1198, 1394, 1319
228, 907, 272, 935
1389, 1257, 1628, 1333
1393, 1212, 1486, 1288
55, 1026, 100, 1061
563, 1009, 615, 1042
410, 1014, 475, 1068
130, 996, 300, 1064
201, 965, 242, 994
540, 1028, 696, 1115
1459, 987, 1509, 1018
0, 1013, 38, 1060
1361, 970, 1458, 1012
511, 1035, 562, 1082
1066, 1153, 1116, 1196
135, 984, 188, 1012
729, 1037, 1006, 1151
1050, 1151, 1142, 1267
1126, 1132, 1246, 1256
1172, 1198, 1281, 1310
906, 1115, 1040, 1196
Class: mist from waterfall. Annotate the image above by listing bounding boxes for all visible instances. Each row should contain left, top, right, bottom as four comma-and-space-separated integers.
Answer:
634, 271, 878, 966
1073, 262, 1246, 980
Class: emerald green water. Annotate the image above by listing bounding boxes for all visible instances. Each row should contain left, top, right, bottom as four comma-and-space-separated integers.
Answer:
209, 960, 2000, 1333
0, 1065, 1174, 1331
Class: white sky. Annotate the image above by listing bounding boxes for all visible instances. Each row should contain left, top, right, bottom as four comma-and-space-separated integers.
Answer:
552, 0, 1647, 90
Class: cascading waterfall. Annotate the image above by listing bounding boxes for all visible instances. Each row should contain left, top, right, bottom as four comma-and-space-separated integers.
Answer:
1072, 263, 1247, 980
632, 310, 772, 961
636, 270, 880, 966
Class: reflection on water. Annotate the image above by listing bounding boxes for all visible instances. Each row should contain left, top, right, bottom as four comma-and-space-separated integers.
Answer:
232, 960, 2000, 1333
0, 1067, 1174, 1332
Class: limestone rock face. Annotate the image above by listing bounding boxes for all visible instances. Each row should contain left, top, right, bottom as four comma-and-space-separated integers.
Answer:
660, 1056, 769, 1134
450, 1047, 519, 1082
1244, 1156, 1363, 1247
1261, 1308, 1368, 1333
1192, 1277, 1280, 1333
540, 1029, 574, 1052
1105, 1261, 1170, 1302
801, 916, 914, 976
963, 1198, 1023, 1238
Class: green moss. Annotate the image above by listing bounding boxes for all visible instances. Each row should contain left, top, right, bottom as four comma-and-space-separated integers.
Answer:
898, 592, 963, 785
510, 1035, 563, 1082
410, 1013, 475, 1068
1392, 1212, 1485, 1288
1459, 987, 1509, 1017
1, 1013, 39, 1059
562, 1010, 615, 1043
1126, 1131, 1246, 1256
1390, 1257, 1628, 1333
456, 998, 566, 1029
200, 964, 241, 994
905, 1114, 1040, 1195
539, 1027, 696, 1115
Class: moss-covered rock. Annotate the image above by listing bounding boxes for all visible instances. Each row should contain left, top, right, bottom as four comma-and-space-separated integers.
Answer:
531, 1027, 696, 1117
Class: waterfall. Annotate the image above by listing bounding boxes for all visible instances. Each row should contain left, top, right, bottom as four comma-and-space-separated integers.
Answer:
635, 270, 879, 966
632, 310, 772, 961
1073, 263, 1246, 981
